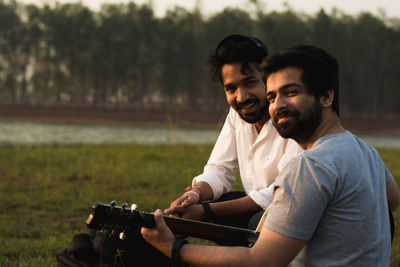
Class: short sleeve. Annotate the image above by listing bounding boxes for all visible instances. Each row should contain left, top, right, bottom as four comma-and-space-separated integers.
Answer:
385, 167, 393, 188
264, 155, 337, 240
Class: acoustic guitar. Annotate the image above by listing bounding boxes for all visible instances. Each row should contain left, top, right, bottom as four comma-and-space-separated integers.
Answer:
86, 201, 260, 247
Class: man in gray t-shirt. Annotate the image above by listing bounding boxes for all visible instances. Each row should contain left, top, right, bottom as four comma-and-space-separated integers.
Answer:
141, 45, 399, 267
266, 131, 393, 266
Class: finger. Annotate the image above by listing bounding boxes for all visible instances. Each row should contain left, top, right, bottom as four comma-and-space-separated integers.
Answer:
182, 196, 197, 207
164, 208, 172, 214
153, 209, 167, 228
164, 206, 176, 214
175, 195, 189, 206
164, 207, 180, 215
165, 205, 186, 215
169, 195, 189, 209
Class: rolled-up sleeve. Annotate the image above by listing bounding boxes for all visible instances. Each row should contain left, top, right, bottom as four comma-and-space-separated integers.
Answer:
193, 109, 239, 200
248, 183, 275, 209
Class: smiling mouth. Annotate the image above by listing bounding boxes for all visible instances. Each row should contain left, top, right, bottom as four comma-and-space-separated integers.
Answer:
277, 116, 292, 123
274, 109, 299, 125
237, 101, 257, 112
274, 113, 295, 125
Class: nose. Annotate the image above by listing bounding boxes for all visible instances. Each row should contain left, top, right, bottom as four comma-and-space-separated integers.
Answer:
270, 94, 287, 114
236, 87, 249, 103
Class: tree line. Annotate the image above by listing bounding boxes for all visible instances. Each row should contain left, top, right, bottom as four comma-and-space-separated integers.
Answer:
0, 0, 399, 119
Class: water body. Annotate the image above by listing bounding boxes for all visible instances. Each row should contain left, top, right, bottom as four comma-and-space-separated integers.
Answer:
0, 121, 399, 148
0, 121, 219, 145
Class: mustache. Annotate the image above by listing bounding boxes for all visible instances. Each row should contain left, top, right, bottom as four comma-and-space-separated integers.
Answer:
234, 99, 259, 109
273, 108, 300, 123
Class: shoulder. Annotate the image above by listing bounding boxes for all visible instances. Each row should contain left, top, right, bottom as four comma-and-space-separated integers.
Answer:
304, 131, 357, 161
307, 131, 381, 164
298, 131, 388, 184
281, 152, 337, 180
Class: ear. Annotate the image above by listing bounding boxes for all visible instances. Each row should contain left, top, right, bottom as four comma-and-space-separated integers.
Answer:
320, 89, 334, 108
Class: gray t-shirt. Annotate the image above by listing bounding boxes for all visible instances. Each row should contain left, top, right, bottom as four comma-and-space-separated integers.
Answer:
265, 131, 392, 267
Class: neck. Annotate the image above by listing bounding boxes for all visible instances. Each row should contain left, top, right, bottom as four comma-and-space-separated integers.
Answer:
297, 110, 345, 150
254, 115, 269, 134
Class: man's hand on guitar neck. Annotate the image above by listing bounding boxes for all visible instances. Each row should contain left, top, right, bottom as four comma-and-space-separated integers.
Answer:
141, 209, 176, 257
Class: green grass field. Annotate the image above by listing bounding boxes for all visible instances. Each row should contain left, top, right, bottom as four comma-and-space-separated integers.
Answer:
0, 144, 399, 266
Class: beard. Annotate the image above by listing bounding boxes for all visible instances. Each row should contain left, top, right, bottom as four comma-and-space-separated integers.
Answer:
234, 98, 269, 124
272, 99, 322, 142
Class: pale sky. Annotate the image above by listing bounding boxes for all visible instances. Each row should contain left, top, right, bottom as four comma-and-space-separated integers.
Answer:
18, 0, 400, 18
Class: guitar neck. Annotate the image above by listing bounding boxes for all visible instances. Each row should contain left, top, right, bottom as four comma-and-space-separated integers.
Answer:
142, 212, 259, 247
86, 203, 259, 247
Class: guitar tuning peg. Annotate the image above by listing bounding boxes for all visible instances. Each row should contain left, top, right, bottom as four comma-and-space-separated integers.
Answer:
130, 203, 138, 212
111, 200, 117, 207
121, 202, 127, 210
119, 232, 126, 240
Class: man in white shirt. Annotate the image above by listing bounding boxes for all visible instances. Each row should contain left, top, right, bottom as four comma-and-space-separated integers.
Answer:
164, 34, 300, 230
57, 34, 300, 267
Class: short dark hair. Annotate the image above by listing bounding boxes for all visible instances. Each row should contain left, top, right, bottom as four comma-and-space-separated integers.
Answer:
208, 34, 268, 82
261, 45, 340, 115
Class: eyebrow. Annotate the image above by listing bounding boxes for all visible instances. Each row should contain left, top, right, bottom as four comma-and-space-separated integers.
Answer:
267, 82, 303, 94
224, 74, 258, 88
243, 75, 257, 82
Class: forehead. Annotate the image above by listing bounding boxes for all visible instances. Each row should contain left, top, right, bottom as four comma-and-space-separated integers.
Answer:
266, 67, 303, 92
221, 62, 261, 84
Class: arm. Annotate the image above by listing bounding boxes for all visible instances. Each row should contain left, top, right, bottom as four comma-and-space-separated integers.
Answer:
202, 182, 276, 219
180, 227, 306, 267
141, 209, 306, 267
207, 195, 262, 218
387, 178, 399, 212
167, 153, 277, 218
174, 195, 262, 221
166, 109, 239, 216
192, 108, 239, 200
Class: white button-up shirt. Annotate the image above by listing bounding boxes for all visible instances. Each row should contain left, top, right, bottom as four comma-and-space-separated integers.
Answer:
193, 107, 302, 209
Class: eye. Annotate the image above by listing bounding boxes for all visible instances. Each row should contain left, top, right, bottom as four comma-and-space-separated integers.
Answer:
225, 85, 236, 92
266, 94, 275, 103
286, 88, 300, 96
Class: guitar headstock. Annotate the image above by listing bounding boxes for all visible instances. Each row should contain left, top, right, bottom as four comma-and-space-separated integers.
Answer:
86, 201, 155, 234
